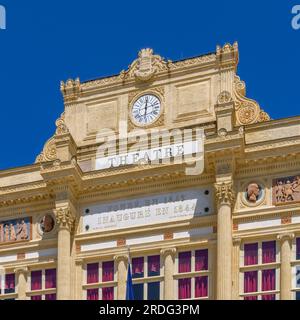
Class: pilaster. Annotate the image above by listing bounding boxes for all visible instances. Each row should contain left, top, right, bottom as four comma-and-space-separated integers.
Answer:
277, 233, 294, 300
14, 267, 28, 300
114, 254, 129, 300
161, 248, 177, 300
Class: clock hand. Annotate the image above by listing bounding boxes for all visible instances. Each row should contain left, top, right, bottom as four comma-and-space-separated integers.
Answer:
145, 97, 148, 114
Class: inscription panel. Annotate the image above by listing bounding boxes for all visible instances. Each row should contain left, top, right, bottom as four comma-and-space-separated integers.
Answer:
82, 188, 213, 233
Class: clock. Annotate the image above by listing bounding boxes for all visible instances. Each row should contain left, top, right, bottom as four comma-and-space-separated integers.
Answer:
131, 94, 161, 126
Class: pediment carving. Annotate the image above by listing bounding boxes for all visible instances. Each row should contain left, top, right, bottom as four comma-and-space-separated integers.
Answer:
233, 75, 270, 125
35, 112, 69, 163
122, 48, 168, 82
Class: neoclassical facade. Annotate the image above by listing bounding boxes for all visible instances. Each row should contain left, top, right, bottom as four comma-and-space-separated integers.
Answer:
0, 43, 300, 300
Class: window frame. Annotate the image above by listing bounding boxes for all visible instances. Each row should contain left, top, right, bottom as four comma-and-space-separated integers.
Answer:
240, 240, 280, 300
83, 260, 117, 300
174, 248, 210, 300
27, 268, 57, 300
131, 254, 163, 300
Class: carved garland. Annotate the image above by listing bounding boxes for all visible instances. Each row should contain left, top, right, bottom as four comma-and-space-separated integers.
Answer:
214, 182, 235, 206
54, 207, 75, 231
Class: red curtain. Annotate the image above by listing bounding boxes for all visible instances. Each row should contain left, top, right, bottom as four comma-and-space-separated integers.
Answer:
132, 257, 144, 277
31, 271, 42, 291
262, 294, 276, 300
244, 296, 258, 300
45, 269, 56, 289
87, 289, 99, 300
195, 276, 208, 298
262, 241, 276, 264
148, 255, 160, 276
45, 294, 56, 300
5, 274, 15, 293
178, 252, 191, 273
102, 287, 114, 300
102, 261, 114, 282
178, 278, 191, 299
31, 295, 42, 300
244, 243, 258, 266
262, 269, 275, 300
244, 271, 258, 293
87, 263, 99, 284
195, 250, 208, 271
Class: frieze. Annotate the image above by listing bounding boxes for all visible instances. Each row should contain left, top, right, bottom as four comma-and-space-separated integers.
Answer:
273, 175, 300, 206
0, 217, 31, 244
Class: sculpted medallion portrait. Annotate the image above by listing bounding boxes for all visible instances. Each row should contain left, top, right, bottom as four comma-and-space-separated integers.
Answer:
242, 182, 265, 206
40, 214, 55, 234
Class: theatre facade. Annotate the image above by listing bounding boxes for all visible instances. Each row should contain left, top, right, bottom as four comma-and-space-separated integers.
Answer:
1, 43, 300, 300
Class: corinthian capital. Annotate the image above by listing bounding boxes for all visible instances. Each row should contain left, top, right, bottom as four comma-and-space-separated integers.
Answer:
54, 207, 75, 231
214, 181, 235, 206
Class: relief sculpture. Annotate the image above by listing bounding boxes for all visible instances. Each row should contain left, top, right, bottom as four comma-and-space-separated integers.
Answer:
273, 176, 300, 205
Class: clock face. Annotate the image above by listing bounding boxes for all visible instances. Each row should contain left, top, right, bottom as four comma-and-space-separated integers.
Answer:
131, 94, 161, 125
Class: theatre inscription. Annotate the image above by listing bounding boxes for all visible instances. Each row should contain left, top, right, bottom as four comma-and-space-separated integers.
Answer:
82, 188, 213, 232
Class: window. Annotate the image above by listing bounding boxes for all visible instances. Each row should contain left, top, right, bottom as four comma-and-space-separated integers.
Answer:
132, 255, 162, 300
297, 238, 300, 261
133, 283, 144, 300
148, 282, 160, 300
242, 241, 278, 300
0, 273, 17, 300
5, 274, 15, 294
132, 257, 144, 278
176, 249, 209, 300
29, 269, 56, 300
244, 243, 258, 266
85, 261, 115, 300
293, 238, 300, 299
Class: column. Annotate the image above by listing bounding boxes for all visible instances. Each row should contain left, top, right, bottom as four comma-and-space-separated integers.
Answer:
232, 238, 241, 300
114, 254, 128, 300
161, 248, 176, 300
15, 267, 28, 300
215, 181, 235, 300
55, 207, 75, 300
277, 233, 294, 300
74, 260, 83, 300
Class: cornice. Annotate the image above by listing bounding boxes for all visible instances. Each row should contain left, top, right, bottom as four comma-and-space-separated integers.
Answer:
233, 206, 300, 224
80, 53, 217, 92
235, 156, 300, 178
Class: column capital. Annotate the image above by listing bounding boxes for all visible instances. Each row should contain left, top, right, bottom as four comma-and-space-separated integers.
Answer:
277, 233, 295, 242
114, 254, 129, 264
160, 247, 177, 258
75, 259, 84, 266
14, 266, 28, 275
214, 181, 235, 206
54, 207, 75, 231
233, 237, 242, 246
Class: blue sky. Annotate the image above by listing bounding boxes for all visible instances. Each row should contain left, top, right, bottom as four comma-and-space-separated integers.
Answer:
0, 1, 299, 170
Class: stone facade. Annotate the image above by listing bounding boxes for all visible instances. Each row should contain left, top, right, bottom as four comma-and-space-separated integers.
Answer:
0, 43, 300, 300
